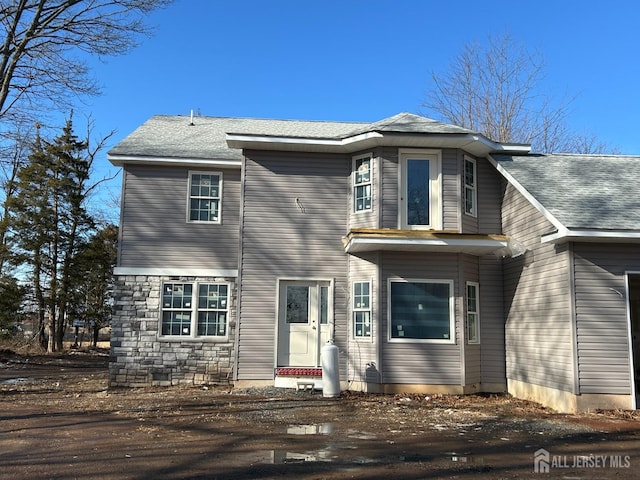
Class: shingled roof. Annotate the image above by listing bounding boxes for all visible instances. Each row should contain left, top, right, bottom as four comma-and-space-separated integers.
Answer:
492, 153, 640, 233
107, 112, 501, 162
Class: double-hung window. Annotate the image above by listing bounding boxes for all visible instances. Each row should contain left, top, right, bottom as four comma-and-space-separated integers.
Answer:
399, 149, 441, 229
464, 157, 477, 217
161, 282, 229, 339
466, 282, 480, 344
353, 281, 371, 338
188, 172, 222, 223
353, 154, 372, 212
389, 279, 454, 343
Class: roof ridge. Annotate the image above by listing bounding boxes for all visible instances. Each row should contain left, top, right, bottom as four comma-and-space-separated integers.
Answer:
152, 113, 370, 126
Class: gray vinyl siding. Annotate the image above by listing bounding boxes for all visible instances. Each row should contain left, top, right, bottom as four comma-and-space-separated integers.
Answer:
348, 252, 380, 384
479, 254, 506, 386
380, 147, 399, 229
237, 151, 350, 380
502, 182, 573, 392
477, 157, 503, 235
572, 243, 640, 394
462, 255, 481, 385
442, 149, 460, 231
119, 165, 240, 270
380, 251, 462, 385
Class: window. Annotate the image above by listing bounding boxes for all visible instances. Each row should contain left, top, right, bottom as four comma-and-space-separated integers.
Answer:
399, 149, 441, 229
353, 281, 371, 338
188, 172, 221, 223
353, 154, 372, 212
161, 282, 229, 338
389, 279, 454, 343
466, 282, 480, 344
464, 157, 477, 216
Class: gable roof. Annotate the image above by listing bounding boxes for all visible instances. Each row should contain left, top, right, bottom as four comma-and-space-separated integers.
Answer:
491, 153, 640, 242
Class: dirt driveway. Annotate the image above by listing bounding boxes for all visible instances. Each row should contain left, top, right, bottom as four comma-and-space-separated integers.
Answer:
1, 350, 639, 479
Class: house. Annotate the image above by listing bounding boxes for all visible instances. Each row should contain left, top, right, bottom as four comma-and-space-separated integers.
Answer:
107, 112, 640, 413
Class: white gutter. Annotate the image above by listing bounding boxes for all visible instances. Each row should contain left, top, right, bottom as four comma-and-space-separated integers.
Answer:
542, 229, 640, 244
108, 154, 242, 168
227, 132, 531, 156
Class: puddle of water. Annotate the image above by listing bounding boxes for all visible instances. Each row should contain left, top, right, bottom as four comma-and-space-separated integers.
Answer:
0, 377, 31, 385
346, 429, 377, 440
287, 423, 334, 435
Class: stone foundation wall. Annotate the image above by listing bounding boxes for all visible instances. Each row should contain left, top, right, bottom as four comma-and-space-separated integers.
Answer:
109, 275, 236, 387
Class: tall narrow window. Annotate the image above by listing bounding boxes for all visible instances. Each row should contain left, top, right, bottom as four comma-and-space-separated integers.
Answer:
188, 172, 222, 223
464, 157, 477, 217
466, 282, 480, 344
399, 150, 441, 229
197, 284, 228, 336
161, 283, 193, 336
353, 154, 372, 212
353, 281, 371, 338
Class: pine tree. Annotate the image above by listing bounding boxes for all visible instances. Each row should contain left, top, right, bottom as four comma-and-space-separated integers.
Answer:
9, 116, 93, 351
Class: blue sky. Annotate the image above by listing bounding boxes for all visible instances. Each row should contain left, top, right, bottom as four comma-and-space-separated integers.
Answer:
80, 0, 640, 218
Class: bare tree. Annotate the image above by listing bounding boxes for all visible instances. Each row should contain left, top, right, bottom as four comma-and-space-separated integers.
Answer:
0, 0, 172, 123
423, 33, 611, 153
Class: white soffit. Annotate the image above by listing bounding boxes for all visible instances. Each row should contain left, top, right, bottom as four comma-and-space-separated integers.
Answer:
344, 236, 509, 255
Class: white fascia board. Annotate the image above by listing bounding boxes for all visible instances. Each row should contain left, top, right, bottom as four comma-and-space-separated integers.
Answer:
487, 154, 567, 233
227, 131, 531, 156
107, 154, 241, 169
542, 230, 640, 244
113, 267, 238, 277
226, 131, 384, 152
344, 236, 508, 254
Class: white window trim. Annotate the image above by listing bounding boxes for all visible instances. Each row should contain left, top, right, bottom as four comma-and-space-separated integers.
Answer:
352, 153, 373, 214
464, 156, 477, 217
159, 281, 230, 341
466, 281, 480, 344
387, 278, 455, 344
352, 279, 373, 340
398, 149, 442, 230
187, 170, 223, 224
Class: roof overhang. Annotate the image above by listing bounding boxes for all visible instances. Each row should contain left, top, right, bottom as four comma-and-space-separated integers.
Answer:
107, 154, 242, 168
542, 229, 640, 244
343, 229, 509, 255
226, 132, 530, 157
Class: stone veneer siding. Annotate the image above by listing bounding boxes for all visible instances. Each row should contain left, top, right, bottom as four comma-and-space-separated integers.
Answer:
109, 275, 236, 387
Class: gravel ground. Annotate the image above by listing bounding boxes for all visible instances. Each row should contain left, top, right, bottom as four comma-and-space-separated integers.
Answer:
1, 350, 639, 479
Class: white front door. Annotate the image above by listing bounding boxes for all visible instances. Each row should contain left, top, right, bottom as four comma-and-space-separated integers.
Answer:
277, 280, 331, 367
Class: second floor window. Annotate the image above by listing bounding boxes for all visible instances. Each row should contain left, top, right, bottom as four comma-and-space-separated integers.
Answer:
464, 157, 477, 216
399, 149, 441, 230
188, 172, 221, 223
353, 154, 372, 212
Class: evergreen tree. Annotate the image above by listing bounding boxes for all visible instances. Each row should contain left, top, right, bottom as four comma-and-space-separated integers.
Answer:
72, 224, 118, 347
9, 115, 93, 351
